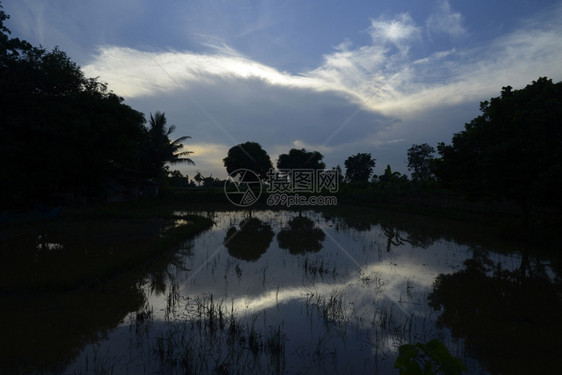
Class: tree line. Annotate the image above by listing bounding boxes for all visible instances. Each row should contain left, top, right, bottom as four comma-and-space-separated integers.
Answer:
2, 3, 560, 217
222, 77, 562, 219
0, 5, 193, 208
221, 141, 414, 191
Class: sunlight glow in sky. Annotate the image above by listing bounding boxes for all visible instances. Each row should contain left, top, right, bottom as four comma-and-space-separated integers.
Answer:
6, 0, 562, 177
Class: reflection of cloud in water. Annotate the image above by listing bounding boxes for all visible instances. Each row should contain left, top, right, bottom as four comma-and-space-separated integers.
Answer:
183, 242, 518, 323
207, 261, 427, 321
70, 209, 534, 375
151, 211, 524, 323
147, 234, 524, 332
154, 252, 446, 323
145, 208, 526, 369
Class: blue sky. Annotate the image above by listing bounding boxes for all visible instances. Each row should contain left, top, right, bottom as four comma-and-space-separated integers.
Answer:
5, 0, 562, 178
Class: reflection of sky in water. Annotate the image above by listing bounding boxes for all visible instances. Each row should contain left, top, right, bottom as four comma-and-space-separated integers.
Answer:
67, 210, 526, 374
150, 211, 521, 318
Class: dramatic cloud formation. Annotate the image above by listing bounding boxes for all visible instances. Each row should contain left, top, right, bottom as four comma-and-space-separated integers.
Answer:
7, 0, 562, 177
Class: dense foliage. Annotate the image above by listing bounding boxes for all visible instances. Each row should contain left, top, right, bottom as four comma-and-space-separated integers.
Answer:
0, 6, 192, 208
407, 143, 435, 183
223, 141, 273, 180
277, 148, 325, 170
344, 153, 376, 184
433, 78, 562, 215
142, 111, 194, 181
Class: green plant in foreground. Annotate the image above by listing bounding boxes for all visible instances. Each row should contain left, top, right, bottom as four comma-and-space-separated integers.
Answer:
394, 339, 467, 375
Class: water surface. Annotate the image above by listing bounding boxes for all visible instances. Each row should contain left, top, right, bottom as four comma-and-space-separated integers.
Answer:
5, 208, 560, 374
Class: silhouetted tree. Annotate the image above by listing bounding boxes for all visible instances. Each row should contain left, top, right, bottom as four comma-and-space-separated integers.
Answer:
0, 9, 148, 207
193, 171, 203, 186
143, 111, 194, 180
334, 165, 344, 183
433, 78, 562, 218
277, 148, 325, 170
407, 143, 435, 182
344, 153, 375, 184
0, 4, 32, 66
377, 165, 409, 193
167, 170, 190, 187
223, 141, 273, 180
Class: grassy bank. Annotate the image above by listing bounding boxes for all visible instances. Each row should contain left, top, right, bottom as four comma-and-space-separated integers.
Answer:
0, 199, 214, 292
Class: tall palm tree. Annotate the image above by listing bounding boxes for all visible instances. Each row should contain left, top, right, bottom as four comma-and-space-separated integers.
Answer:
145, 111, 194, 178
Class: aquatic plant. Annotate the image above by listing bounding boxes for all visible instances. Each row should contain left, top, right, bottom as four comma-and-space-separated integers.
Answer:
394, 339, 466, 375
153, 293, 287, 374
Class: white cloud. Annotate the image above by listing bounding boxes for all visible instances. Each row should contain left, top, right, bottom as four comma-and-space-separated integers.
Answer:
83, 46, 336, 99
426, 0, 468, 38
308, 6, 561, 118
82, 5, 562, 178
369, 13, 421, 53
377, 20, 562, 117
82, 12, 422, 107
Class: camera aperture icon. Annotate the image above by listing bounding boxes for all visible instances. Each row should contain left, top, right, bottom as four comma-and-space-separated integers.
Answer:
224, 169, 262, 207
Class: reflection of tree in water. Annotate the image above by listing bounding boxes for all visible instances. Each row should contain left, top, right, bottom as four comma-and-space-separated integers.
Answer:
323, 210, 440, 249
403, 230, 438, 249
224, 217, 274, 261
1, 274, 146, 374
341, 217, 372, 232
323, 212, 373, 232
428, 250, 562, 374
149, 245, 194, 295
277, 216, 325, 254
381, 224, 409, 252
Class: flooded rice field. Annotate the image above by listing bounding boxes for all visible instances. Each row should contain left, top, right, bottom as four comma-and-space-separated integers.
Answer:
2, 209, 560, 374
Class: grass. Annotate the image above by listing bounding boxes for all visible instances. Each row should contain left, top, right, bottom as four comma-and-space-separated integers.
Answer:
3, 197, 549, 374
153, 292, 287, 375
303, 255, 338, 279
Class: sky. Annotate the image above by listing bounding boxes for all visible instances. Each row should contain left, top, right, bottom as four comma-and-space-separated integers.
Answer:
4, 0, 562, 179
